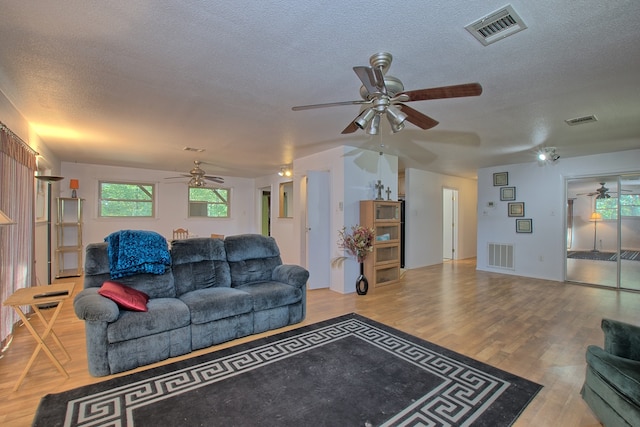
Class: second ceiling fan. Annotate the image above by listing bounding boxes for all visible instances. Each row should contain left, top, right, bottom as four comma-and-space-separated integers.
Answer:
165, 161, 224, 187
292, 52, 482, 135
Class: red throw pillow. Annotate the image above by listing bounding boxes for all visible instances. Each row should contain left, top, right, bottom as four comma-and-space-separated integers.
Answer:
98, 281, 150, 312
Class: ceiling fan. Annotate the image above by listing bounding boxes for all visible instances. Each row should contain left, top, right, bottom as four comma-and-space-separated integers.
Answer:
165, 161, 224, 187
292, 52, 482, 135
578, 182, 631, 199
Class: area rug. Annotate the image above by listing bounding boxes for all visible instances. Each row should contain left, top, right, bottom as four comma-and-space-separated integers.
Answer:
567, 250, 640, 261
33, 314, 542, 427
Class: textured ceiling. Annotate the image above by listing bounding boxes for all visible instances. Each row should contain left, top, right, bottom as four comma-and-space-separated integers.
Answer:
0, 0, 639, 179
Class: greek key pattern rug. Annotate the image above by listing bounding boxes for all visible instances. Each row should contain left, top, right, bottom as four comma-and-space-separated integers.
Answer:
35, 314, 541, 426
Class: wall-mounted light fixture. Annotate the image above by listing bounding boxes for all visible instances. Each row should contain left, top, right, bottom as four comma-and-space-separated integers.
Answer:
536, 147, 560, 164
278, 166, 292, 177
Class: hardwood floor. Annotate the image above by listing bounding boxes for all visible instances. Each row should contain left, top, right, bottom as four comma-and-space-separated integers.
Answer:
3, 258, 636, 426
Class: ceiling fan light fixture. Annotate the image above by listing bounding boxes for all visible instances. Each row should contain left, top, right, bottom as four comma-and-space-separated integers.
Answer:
355, 108, 376, 129
391, 121, 405, 133
366, 114, 381, 135
189, 176, 207, 187
386, 105, 407, 127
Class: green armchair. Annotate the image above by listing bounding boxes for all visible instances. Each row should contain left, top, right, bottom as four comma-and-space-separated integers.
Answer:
581, 318, 640, 427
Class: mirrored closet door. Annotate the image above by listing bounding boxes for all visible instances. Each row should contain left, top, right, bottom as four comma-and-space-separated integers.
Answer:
566, 174, 640, 290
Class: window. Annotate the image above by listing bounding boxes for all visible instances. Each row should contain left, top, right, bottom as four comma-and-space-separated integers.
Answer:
99, 181, 155, 217
596, 195, 640, 220
189, 187, 230, 218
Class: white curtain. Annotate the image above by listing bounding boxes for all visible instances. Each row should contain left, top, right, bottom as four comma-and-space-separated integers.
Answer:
1, 124, 37, 347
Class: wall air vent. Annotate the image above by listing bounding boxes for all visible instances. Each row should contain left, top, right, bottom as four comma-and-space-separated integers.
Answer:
465, 5, 527, 46
487, 243, 514, 270
565, 115, 598, 126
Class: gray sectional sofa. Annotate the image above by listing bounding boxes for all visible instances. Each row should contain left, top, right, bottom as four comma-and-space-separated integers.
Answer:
74, 234, 309, 376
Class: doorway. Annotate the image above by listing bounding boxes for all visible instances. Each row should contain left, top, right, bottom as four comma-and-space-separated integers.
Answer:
443, 188, 458, 260
566, 174, 640, 290
259, 187, 271, 236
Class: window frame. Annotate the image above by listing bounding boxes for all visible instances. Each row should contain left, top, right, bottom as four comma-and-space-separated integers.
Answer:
595, 194, 640, 220
98, 180, 156, 218
188, 186, 231, 218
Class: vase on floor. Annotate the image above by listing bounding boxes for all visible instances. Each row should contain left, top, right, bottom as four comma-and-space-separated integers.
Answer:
356, 262, 368, 295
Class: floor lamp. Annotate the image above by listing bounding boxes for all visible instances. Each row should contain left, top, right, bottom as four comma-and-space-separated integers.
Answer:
590, 211, 602, 252
35, 175, 64, 284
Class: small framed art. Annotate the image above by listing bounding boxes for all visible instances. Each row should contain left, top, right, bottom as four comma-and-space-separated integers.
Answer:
508, 202, 524, 217
516, 218, 533, 233
500, 186, 516, 201
493, 172, 508, 186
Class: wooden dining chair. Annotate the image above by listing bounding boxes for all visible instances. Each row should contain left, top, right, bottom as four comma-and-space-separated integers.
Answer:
173, 228, 189, 240
210, 233, 224, 240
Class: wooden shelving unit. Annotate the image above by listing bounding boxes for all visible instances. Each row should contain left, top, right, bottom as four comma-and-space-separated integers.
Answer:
55, 197, 83, 278
360, 200, 401, 288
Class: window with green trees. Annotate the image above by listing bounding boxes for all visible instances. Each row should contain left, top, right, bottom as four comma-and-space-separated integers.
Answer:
189, 187, 230, 218
596, 195, 640, 220
99, 181, 155, 217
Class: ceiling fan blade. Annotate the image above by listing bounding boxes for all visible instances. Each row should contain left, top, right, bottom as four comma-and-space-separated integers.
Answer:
292, 99, 370, 111
353, 66, 386, 95
341, 120, 359, 134
397, 104, 439, 130
165, 174, 191, 180
398, 83, 483, 102
204, 175, 225, 183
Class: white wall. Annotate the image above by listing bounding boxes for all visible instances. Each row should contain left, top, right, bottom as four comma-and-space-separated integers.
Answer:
294, 146, 398, 294
61, 162, 256, 257
253, 174, 298, 264
59, 146, 398, 294
476, 149, 640, 281
404, 169, 478, 268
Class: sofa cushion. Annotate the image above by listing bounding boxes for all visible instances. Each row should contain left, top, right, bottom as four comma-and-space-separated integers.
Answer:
84, 243, 176, 299
225, 234, 283, 287
107, 298, 190, 343
586, 344, 640, 406
171, 238, 231, 295
180, 287, 253, 324
99, 280, 149, 312
235, 281, 302, 311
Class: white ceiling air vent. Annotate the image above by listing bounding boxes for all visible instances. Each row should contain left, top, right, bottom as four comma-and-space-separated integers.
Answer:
465, 5, 527, 46
565, 115, 598, 126
183, 146, 205, 152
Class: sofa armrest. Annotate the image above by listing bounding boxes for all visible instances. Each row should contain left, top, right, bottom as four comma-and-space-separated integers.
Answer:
586, 344, 640, 407
74, 288, 120, 322
272, 264, 309, 289
602, 318, 640, 361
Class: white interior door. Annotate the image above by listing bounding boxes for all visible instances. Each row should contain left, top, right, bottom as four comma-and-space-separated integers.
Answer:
305, 171, 330, 289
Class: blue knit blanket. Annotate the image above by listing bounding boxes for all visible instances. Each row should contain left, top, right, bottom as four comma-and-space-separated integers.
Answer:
105, 230, 171, 279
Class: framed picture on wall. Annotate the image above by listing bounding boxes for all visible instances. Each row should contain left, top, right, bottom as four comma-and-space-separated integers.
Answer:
508, 202, 525, 217
516, 218, 533, 233
500, 186, 516, 201
493, 172, 508, 186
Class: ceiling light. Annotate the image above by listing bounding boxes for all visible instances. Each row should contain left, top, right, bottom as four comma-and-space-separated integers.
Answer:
536, 147, 560, 164
386, 105, 407, 127
355, 108, 376, 129
278, 166, 292, 177
367, 114, 381, 135
390, 121, 405, 133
